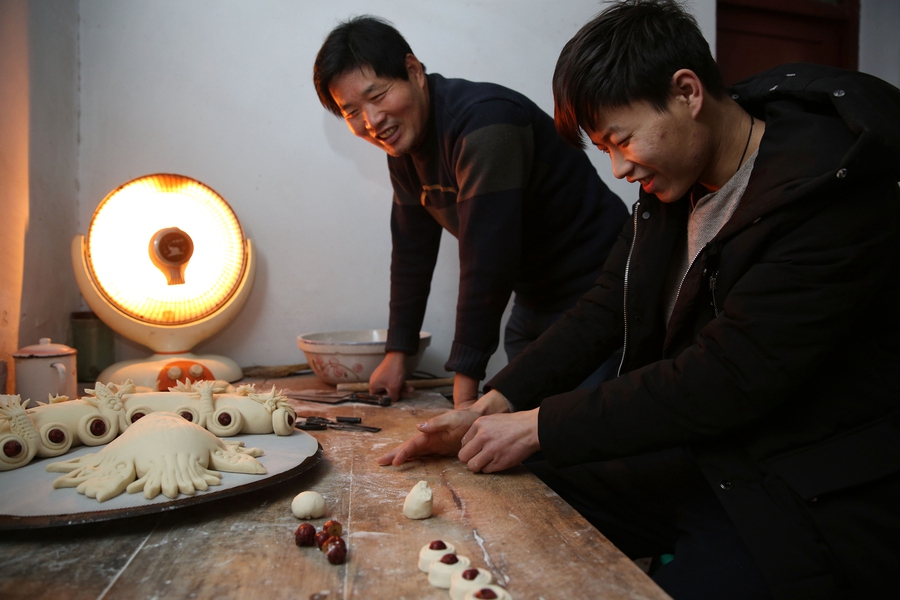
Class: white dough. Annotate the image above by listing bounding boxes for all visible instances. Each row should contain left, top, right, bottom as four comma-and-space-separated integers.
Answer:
428, 554, 472, 589
462, 584, 513, 599
403, 480, 433, 519
291, 490, 326, 519
450, 567, 494, 600
418, 541, 456, 572
46, 412, 265, 502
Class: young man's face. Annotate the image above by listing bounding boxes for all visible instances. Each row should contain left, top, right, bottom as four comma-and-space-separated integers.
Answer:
328, 55, 430, 157
584, 96, 706, 203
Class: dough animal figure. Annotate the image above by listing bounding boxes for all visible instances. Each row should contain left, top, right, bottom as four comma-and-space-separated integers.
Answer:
47, 411, 266, 502
0, 379, 296, 471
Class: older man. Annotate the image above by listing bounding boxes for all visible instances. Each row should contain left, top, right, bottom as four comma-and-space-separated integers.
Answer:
313, 16, 626, 407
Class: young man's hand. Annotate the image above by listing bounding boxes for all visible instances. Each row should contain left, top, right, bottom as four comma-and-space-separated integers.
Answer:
377, 409, 480, 466
369, 351, 414, 401
458, 408, 540, 473
377, 390, 512, 466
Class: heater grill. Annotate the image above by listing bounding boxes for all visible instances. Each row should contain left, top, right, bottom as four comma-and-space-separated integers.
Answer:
85, 174, 247, 325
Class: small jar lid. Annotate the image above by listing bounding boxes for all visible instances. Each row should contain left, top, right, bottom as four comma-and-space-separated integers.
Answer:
13, 338, 76, 358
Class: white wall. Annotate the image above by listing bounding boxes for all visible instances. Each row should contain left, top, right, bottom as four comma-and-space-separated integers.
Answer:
0, 0, 31, 393
860, 0, 900, 88
19, 1, 81, 352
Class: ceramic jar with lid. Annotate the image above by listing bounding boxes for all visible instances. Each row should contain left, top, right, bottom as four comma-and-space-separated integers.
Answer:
13, 338, 78, 407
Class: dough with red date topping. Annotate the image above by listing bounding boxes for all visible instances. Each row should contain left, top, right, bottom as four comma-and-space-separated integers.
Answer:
463, 584, 513, 600
419, 540, 456, 572
450, 567, 494, 600
428, 554, 472, 589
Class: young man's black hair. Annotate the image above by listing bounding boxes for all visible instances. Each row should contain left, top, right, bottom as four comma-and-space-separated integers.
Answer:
313, 15, 424, 117
552, 0, 727, 147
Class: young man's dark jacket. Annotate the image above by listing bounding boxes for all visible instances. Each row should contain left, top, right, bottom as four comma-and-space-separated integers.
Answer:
488, 64, 900, 598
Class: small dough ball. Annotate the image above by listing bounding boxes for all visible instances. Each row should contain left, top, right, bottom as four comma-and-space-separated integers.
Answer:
403, 480, 433, 519
291, 490, 326, 519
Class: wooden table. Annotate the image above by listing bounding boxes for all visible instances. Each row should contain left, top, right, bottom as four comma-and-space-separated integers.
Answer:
0, 376, 670, 600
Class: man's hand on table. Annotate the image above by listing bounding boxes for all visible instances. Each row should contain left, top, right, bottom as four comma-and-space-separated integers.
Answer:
459, 407, 540, 473
369, 351, 414, 401
377, 390, 516, 467
378, 409, 480, 466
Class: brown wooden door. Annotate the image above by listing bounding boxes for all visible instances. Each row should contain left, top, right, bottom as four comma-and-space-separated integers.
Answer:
717, 0, 859, 85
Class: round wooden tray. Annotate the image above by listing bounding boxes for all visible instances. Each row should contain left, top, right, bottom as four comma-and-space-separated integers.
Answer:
0, 434, 322, 530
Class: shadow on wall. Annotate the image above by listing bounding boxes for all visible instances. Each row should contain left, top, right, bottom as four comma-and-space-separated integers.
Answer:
321, 111, 389, 186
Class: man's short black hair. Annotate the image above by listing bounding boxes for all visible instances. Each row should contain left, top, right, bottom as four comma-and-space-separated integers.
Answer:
314, 15, 424, 117
553, 0, 727, 147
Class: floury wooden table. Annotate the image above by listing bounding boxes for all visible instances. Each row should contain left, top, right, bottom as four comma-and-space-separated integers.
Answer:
0, 376, 670, 599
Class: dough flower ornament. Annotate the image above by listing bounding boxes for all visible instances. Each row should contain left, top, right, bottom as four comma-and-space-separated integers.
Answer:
249, 386, 296, 436
83, 381, 129, 432
169, 379, 200, 394
46, 411, 266, 502
251, 386, 287, 413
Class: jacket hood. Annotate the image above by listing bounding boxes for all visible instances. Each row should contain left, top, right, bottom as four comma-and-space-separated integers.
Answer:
730, 63, 900, 184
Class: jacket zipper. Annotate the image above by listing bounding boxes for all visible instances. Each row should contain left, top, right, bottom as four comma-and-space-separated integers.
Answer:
710, 270, 720, 316
671, 245, 707, 322
617, 203, 640, 377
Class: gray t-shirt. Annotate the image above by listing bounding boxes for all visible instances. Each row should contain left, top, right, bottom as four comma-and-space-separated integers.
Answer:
663, 150, 758, 324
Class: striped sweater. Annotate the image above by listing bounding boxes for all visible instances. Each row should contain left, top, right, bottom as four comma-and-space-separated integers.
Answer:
386, 73, 626, 379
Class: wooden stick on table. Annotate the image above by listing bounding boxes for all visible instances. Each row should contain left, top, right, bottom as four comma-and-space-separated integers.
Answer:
335, 377, 454, 393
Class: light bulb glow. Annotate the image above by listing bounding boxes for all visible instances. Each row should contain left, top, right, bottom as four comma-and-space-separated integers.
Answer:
86, 174, 247, 325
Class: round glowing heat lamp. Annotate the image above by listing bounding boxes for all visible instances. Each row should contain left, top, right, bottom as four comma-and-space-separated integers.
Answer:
72, 174, 255, 390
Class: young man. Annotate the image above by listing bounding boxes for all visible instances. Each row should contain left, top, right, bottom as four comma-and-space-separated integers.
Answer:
380, 1, 900, 597
313, 17, 626, 408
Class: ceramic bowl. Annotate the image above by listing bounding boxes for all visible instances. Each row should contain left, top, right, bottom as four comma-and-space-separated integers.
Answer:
297, 329, 431, 386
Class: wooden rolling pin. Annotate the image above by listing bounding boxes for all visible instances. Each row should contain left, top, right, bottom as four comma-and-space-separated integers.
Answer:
336, 377, 454, 393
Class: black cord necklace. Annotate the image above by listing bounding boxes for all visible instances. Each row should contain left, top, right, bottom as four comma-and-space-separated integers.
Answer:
691, 113, 757, 209
738, 114, 755, 172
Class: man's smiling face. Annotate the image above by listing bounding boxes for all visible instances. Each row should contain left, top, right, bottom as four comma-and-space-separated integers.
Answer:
328, 56, 430, 157
584, 96, 707, 203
